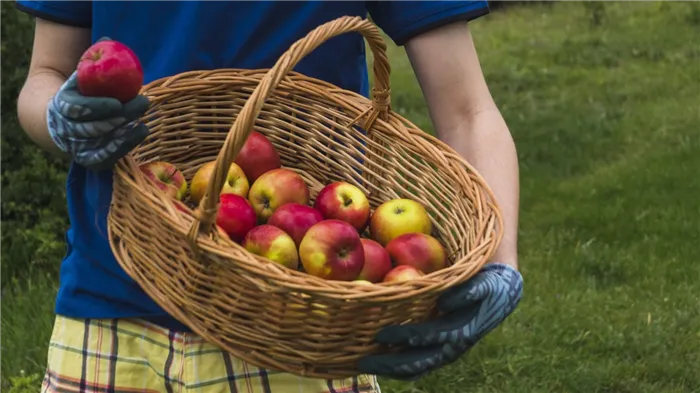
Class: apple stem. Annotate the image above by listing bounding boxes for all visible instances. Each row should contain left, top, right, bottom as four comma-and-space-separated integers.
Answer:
90, 48, 104, 61
163, 168, 177, 183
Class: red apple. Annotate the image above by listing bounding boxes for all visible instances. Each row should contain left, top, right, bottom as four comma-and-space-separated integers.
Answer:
369, 198, 433, 246
215, 194, 257, 243
313, 181, 371, 233
77, 39, 144, 103
382, 265, 426, 283
356, 238, 393, 283
139, 161, 187, 200
248, 168, 310, 223
173, 199, 190, 214
234, 131, 282, 183
190, 160, 249, 205
243, 224, 299, 270
299, 219, 365, 281
267, 203, 324, 247
385, 233, 447, 274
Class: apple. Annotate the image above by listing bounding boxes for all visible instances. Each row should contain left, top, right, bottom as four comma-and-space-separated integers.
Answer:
139, 161, 187, 200
313, 181, 371, 233
248, 168, 310, 223
267, 203, 324, 247
385, 233, 447, 274
243, 224, 299, 270
215, 193, 257, 243
190, 160, 249, 205
77, 39, 144, 103
234, 131, 282, 183
299, 219, 365, 281
173, 199, 190, 214
284, 300, 330, 318
382, 265, 426, 283
356, 238, 393, 283
369, 198, 433, 246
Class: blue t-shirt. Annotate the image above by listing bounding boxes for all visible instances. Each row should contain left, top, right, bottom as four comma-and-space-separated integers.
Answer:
16, 0, 490, 332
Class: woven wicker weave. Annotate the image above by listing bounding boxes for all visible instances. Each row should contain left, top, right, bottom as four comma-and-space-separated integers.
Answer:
108, 16, 503, 378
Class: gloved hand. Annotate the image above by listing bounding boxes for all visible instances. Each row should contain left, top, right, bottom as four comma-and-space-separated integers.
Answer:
356, 262, 523, 381
47, 39, 150, 171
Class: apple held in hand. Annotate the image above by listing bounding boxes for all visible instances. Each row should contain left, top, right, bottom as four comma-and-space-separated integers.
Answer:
299, 219, 365, 281
243, 224, 299, 270
369, 198, 433, 246
139, 161, 187, 200
234, 131, 282, 183
267, 203, 324, 247
248, 168, 310, 223
215, 193, 257, 243
386, 232, 447, 274
356, 238, 393, 283
77, 39, 144, 103
382, 265, 426, 283
190, 161, 249, 205
314, 181, 371, 233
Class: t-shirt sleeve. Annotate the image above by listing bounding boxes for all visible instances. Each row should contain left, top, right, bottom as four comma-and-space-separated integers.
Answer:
367, 0, 490, 46
15, 0, 92, 28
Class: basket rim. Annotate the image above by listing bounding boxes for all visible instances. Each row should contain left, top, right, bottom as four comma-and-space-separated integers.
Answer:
109, 68, 503, 301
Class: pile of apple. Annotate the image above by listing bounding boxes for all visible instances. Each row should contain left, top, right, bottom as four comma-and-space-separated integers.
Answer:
139, 131, 449, 285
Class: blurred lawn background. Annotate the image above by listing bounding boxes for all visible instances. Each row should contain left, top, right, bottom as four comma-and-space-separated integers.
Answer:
2, 1, 699, 392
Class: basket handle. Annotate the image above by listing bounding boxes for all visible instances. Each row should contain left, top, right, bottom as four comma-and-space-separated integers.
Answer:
186, 16, 392, 250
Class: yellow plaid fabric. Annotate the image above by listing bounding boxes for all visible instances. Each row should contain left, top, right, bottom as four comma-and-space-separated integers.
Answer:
41, 315, 381, 393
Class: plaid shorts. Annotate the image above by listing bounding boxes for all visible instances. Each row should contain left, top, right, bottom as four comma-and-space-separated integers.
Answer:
41, 315, 381, 393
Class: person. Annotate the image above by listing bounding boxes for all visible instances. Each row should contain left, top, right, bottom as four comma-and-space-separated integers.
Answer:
15, 1, 524, 392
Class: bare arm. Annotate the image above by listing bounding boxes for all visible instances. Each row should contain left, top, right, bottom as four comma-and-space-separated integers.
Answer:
405, 22, 520, 269
17, 18, 91, 156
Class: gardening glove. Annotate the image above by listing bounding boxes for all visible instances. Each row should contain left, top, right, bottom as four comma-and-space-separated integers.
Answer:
47, 38, 150, 171
356, 262, 523, 381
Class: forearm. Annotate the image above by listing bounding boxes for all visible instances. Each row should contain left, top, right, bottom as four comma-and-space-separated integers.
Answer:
437, 108, 520, 269
17, 18, 91, 158
404, 21, 520, 269
17, 70, 70, 157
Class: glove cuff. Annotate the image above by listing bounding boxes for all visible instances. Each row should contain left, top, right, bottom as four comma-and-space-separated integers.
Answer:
481, 262, 519, 275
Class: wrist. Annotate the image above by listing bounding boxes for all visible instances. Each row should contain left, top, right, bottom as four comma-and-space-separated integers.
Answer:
488, 254, 518, 270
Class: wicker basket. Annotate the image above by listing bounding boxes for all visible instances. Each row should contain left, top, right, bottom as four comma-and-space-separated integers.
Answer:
108, 16, 503, 379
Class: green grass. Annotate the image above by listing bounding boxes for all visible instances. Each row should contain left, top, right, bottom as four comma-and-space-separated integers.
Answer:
3, 2, 699, 392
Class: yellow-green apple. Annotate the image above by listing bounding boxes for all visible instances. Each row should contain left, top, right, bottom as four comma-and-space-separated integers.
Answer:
353, 279, 374, 286
215, 193, 257, 243
234, 130, 282, 183
385, 233, 447, 274
139, 161, 187, 200
369, 198, 432, 246
284, 302, 329, 318
313, 181, 371, 233
299, 219, 365, 281
382, 265, 426, 283
356, 238, 393, 283
77, 39, 143, 103
189, 161, 249, 205
267, 203, 324, 247
243, 224, 299, 270
248, 168, 310, 223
